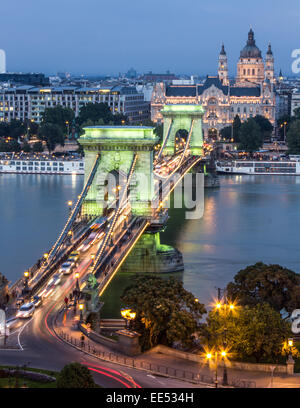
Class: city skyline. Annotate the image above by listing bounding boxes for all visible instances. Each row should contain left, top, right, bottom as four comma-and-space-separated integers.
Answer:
1, 0, 299, 76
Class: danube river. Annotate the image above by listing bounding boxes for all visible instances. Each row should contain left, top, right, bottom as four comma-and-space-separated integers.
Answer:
1, 173, 300, 316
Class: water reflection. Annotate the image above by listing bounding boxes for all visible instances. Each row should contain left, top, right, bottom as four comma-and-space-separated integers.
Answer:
1, 174, 300, 315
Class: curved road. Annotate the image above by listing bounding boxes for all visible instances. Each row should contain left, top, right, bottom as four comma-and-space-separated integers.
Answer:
0, 269, 197, 388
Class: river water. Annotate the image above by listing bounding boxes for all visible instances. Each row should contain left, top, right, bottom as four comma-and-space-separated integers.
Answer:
1, 173, 300, 317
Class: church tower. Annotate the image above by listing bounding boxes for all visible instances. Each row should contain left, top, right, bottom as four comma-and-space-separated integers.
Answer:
236, 28, 265, 86
218, 44, 229, 85
265, 43, 275, 82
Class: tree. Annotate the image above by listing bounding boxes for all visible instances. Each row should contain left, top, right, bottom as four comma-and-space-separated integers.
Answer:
253, 115, 273, 141
38, 123, 64, 152
21, 141, 31, 153
226, 262, 300, 315
0, 122, 9, 137
32, 141, 44, 152
26, 120, 39, 137
293, 107, 300, 120
121, 275, 206, 351
286, 120, 300, 154
220, 126, 232, 141
232, 115, 241, 142
238, 118, 263, 153
57, 362, 97, 388
41, 105, 75, 134
77, 103, 114, 126
9, 120, 26, 140
0, 139, 21, 152
204, 303, 290, 363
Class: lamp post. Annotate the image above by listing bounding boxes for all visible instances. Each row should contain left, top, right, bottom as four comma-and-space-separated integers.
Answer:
79, 303, 84, 322
214, 289, 236, 386
91, 254, 95, 266
75, 272, 80, 292
65, 121, 69, 137
23, 271, 30, 294
280, 121, 288, 144
121, 308, 136, 330
68, 201, 73, 215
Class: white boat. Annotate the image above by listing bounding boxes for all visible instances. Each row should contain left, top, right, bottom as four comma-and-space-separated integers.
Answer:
216, 158, 300, 175
0, 153, 84, 175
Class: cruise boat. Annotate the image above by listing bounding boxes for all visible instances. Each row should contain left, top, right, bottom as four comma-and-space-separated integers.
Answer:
216, 157, 300, 175
0, 153, 84, 175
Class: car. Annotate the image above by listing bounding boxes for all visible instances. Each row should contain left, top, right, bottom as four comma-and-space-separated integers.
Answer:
41, 285, 54, 299
31, 295, 42, 307
59, 262, 73, 275
47, 273, 62, 286
16, 297, 25, 307
16, 302, 35, 318
67, 256, 78, 264
70, 251, 79, 261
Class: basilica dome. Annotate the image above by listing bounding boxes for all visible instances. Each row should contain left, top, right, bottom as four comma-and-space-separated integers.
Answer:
240, 28, 262, 59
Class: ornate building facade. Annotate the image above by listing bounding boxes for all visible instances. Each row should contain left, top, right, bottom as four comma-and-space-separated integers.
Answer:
151, 29, 276, 139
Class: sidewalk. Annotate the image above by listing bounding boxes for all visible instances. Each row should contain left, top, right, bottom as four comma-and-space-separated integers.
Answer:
55, 307, 300, 388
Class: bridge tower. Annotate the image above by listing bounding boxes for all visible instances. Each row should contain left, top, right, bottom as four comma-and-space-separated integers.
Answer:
160, 104, 205, 156
78, 126, 158, 218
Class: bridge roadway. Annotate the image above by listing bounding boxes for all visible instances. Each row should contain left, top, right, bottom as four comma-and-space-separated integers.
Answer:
1, 147, 204, 387
0, 214, 200, 388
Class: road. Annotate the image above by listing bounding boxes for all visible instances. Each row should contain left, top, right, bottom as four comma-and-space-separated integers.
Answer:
0, 239, 202, 388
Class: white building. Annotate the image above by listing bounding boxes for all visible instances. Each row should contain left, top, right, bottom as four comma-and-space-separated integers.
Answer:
291, 89, 300, 116
0, 84, 150, 124
0, 50, 6, 73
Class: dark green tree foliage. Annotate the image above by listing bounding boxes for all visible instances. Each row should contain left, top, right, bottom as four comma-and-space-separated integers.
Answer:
232, 114, 241, 142
205, 303, 290, 363
293, 107, 300, 120
0, 139, 21, 152
21, 141, 31, 153
32, 141, 44, 152
121, 275, 206, 351
41, 105, 74, 133
57, 362, 97, 388
0, 122, 10, 137
226, 262, 300, 314
8, 119, 26, 139
38, 123, 64, 152
253, 115, 273, 141
286, 120, 300, 154
238, 118, 263, 152
220, 126, 232, 140
78, 103, 127, 126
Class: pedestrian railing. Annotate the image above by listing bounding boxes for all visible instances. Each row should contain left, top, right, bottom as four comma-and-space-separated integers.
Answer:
57, 330, 256, 388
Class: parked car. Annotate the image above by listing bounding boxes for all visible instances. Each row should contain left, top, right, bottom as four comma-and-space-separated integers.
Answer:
17, 302, 35, 318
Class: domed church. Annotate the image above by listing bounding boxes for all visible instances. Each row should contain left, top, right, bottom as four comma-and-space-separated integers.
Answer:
151, 29, 276, 140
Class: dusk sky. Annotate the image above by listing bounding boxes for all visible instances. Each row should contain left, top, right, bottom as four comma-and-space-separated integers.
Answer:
1, 0, 299, 76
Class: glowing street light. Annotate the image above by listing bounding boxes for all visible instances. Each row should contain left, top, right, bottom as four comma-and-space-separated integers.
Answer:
121, 308, 136, 329
79, 303, 84, 321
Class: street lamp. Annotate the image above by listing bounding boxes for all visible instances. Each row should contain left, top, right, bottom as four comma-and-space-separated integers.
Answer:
121, 308, 136, 329
79, 303, 84, 321
91, 254, 95, 266
65, 121, 69, 137
206, 349, 227, 388
23, 270, 30, 293
75, 271, 80, 291
68, 201, 73, 215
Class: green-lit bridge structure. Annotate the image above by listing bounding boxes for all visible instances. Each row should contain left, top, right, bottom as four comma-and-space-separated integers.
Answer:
23, 104, 205, 302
